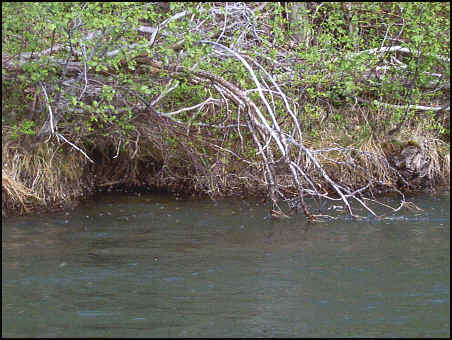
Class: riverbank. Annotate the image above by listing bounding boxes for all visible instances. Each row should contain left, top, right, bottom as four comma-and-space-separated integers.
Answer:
2, 3, 449, 218
2, 121, 449, 217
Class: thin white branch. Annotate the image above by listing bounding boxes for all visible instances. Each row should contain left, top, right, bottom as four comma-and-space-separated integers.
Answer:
113, 139, 121, 159
159, 97, 219, 117
380, 24, 392, 49
357, 97, 449, 112
40, 84, 55, 134
55, 133, 94, 163
216, 3, 228, 43
351, 45, 450, 63
78, 42, 88, 100
150, 80, 180, 106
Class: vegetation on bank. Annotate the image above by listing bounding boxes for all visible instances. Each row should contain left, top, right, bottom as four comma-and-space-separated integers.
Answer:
2, 2, 450, 219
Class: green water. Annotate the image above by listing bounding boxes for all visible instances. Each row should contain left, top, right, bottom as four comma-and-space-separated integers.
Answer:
2, 193, 450, 337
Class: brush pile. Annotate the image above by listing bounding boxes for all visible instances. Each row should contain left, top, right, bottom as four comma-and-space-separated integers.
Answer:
2, 3, 449, 218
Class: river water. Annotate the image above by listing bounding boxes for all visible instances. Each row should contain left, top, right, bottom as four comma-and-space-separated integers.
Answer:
2, 192, 450, 337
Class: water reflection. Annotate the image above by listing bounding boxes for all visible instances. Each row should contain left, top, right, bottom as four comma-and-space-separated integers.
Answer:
2, 193, 450, 337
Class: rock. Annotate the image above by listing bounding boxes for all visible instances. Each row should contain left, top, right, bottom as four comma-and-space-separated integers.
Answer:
391, 136, 430, 182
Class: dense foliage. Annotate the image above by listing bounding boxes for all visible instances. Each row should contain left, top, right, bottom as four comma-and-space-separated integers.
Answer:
2, 2, 450, 218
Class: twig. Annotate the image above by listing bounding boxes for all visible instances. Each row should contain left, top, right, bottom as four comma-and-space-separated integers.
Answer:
55, 133, 94, 163
40, 83, 56, 134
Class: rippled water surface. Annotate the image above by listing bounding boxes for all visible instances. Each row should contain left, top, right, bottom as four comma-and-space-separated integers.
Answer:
2, 193, 450, 337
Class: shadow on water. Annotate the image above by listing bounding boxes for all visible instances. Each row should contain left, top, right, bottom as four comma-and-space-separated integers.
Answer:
2, 192, 450, 337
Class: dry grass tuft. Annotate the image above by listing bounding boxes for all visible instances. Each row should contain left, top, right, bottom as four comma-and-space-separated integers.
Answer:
2, 133, 92, 216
